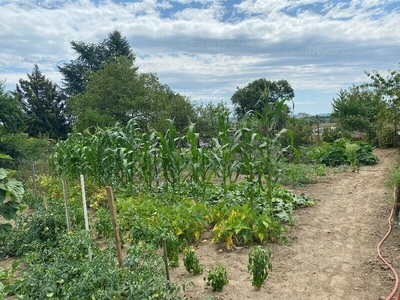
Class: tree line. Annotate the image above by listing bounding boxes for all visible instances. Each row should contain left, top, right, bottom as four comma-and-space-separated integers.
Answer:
1, 30, 399, 166
2, 31, 295, 140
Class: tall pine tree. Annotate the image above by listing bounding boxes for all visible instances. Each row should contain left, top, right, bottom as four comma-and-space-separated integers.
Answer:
14, 65, 70, 139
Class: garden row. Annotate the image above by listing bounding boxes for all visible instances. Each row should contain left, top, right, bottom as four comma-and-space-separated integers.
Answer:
0, 107, 379, 298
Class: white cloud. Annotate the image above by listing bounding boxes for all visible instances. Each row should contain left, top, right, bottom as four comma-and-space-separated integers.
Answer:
0, 0, 399, 115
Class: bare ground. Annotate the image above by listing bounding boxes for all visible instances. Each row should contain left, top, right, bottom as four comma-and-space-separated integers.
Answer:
170, 148, 400, 300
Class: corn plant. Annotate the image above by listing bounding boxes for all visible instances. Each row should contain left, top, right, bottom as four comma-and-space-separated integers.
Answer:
248, 246, 272, 290
255, 95, 294, 211
137, 129, 160, 192
236, 116, 264, 204
186, 124, 213, 200
158, 120, 188, 196
210, 111, 240, 199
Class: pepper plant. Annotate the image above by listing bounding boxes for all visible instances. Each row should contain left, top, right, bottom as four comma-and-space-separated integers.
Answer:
248, 246, 272, 290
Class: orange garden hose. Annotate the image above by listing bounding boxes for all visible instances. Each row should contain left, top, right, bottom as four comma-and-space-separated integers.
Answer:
377, 189, 399, 300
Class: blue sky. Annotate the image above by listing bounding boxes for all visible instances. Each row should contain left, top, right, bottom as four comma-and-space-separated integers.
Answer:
1, 0, 400, 115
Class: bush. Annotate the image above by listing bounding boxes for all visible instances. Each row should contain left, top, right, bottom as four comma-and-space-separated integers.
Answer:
322, 127, 351, 143
377, 126, 397, 148
0, 133, 51, 179
311, 138, 378, 167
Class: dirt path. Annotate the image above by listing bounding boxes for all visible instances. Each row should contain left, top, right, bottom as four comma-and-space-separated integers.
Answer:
170, 148, 400, 300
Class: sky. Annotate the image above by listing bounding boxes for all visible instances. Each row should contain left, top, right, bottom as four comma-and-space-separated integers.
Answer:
1, 0, 400, 116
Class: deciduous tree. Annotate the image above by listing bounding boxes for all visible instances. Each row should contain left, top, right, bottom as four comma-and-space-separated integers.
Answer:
231, 78, 294, 119
331, 84, 384, 143
59, 30, 135, 96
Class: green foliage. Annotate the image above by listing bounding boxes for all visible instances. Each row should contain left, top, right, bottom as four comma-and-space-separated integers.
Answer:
0, 133, 50, 172
5, 231, 182, 299
0, 80, 26, 133
183, 246, 203, 275
280, 163, 326, 186
67, 56, 195, 133
94, 207, 113, 239
282, 117, 313, 148
118, 194, 210, 249
377, 126, 396, 148
212, 203, 285, 249
366, 65, 400, 147
231, 78, 294, 120
0, 166, 24, 241
194, 102, 231, 139
386, 166, 400, 191
248, 246, 272, 290
321, 127, 350, 143
345, 143, 360, 171
14, 65, 70, 139
204, 265, 229, 292
331, 85, 384, 143
59, 30, 135, 96
311, 138, 379, 167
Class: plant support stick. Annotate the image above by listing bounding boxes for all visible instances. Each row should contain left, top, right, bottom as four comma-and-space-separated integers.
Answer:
62, 178, 71, 232
80, 174, 92, 261
106, 186, 123, 267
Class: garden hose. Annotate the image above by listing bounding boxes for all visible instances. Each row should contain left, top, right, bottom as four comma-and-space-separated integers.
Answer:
377, 189, 399, 300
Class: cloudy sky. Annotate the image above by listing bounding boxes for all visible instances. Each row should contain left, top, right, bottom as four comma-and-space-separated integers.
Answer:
1, 0, 400, 115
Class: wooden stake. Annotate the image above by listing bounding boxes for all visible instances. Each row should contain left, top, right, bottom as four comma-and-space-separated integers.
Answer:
62, 178, 71, 232
106, 186, 123, 267
80, 174, 92, 261
163, 239, 170, 281
31, 164, 38, 205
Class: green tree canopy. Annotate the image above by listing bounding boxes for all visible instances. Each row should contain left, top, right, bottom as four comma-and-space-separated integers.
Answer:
68, 56, 195, 133
0, 80, 26, 133
366, 64, 400, 146
331, 84, 384, 143
59, 30, 135, 96
231, 78, 294, 118
194, 102, 230, 139
13, 65, 70, 139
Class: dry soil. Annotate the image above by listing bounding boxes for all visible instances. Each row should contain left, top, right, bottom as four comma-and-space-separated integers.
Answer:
170, 148, 400, 300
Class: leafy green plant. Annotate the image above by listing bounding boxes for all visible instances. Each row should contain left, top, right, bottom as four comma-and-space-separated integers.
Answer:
280, 163, 326, 186
345, 143, 360, 172
0, 159, 25, 240
248, 246, 272, 290
204, 264, 228, 292
7, 231, 183, 299
212, 203, 285, 249
183, 246, 203, 275
94, 207, 113, 239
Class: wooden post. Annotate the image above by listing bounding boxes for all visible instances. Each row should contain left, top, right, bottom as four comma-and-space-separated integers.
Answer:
62, 178, 71, 232
80, 174, 92, 261
106, 186, 123, 267
31, 163, 38, 205
163, 239, 170, 281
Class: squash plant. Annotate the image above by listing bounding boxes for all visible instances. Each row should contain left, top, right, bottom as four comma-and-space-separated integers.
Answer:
0, 153, 24, 240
